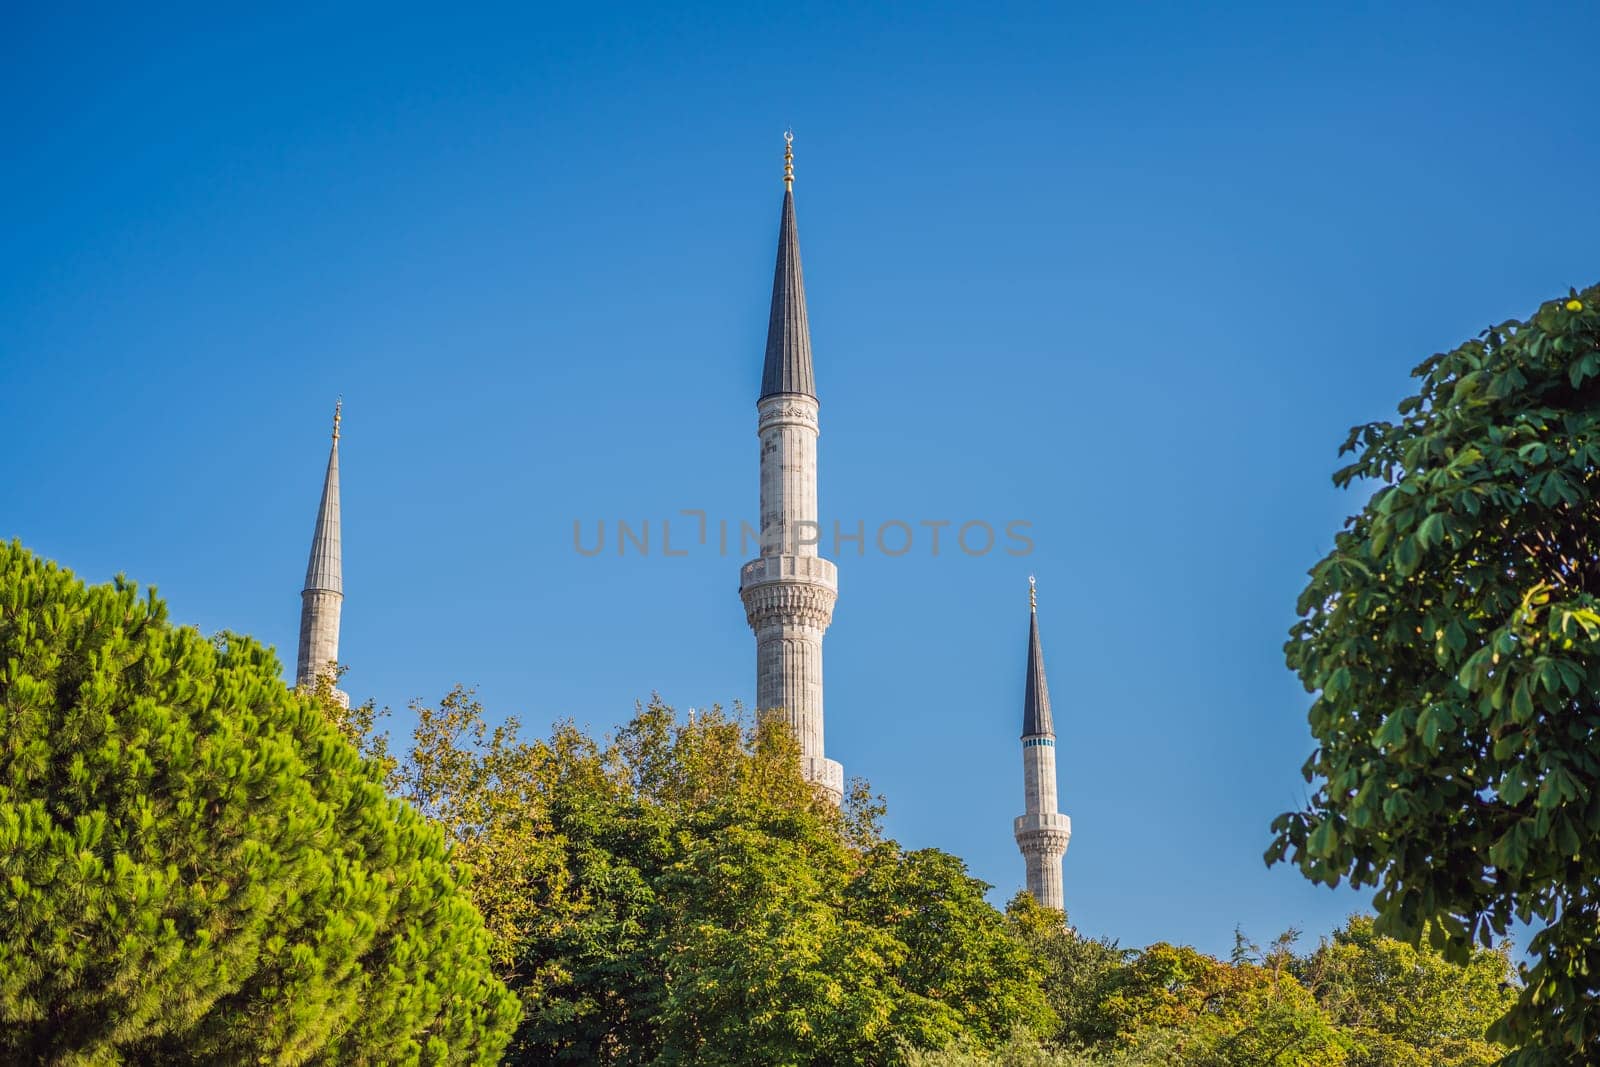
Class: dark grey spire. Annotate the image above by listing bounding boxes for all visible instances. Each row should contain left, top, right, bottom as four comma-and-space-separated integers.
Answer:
759, 136, 815, 400
1023, 579, 1053, 738
303, 400, 342, 594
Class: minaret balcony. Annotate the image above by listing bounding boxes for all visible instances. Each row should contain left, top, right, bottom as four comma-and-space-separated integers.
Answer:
1014, 811, 1072, 837
738, 555, 838, 632
739, 554, 837, 593
804, 757, 844, 800
1014, 816, 1072, 861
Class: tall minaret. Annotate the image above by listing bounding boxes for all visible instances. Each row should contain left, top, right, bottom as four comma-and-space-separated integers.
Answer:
296, 399, 348, 708
1014, 577, 1071, 909
738, 133, 843, 803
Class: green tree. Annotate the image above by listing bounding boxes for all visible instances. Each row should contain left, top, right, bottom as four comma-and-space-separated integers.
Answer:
916, 929, 1341, 1067
646, 783, 903, 1065
905, 1025, 1177, 1067
1095, 942, 1346, 1066
1269, 283, 1600, 1059
367, 693, 1055, 1064
912, 914, 1519, 1067
1294, 915, 1515, 1066
0, 543, 519, 1064
847, 847, 1058, 1052
1002, 893, 1128, 1049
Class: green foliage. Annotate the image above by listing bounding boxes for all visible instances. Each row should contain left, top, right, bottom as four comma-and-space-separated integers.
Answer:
849, 849, 1058, 1050
1002, 893, 1128, 1049
1294, 915, 1515, 1067
1010, 905, 1343, 1065
339, 682, 1524, 1067
904, 1025, 1176, 1066
330, 679, 1530, 1065
920, 915, 1514, 1066
363, 693, 1054, 1065
0, 542, 518, 1064
1269, 284, 1600, 1058
1096, 941, 1346, 1066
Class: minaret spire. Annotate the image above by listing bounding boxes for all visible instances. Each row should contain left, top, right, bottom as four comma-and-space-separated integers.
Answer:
740, 133, 842, 803
296, 398, 348, 707
1023, 575, 1053, 737
760, 133, 815, 400
1014, 578, 1071, 910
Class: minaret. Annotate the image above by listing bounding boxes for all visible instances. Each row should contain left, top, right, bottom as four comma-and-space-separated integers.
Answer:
738, 133, 843, 803
1014, 577, 1071, 909
296, 399, 348, 708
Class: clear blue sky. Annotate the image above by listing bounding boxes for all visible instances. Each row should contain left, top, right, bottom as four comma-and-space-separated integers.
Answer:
5, 2, 1597, 960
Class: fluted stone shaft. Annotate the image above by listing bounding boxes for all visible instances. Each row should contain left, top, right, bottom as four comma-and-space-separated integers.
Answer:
1015, 809, 1072, 910
1022, 738, 1059, 815
297, 588, 344, 703
741, 396, 841, 801
1015, 740, 1070, 910
758, 395, 820, 558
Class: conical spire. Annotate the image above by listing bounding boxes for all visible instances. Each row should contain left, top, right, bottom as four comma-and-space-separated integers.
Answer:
760, 133, 815, 400
303, 399, 342, 594
1023, 576, 1053, 737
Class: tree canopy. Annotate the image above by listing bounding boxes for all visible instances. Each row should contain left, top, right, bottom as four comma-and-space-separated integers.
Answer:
1294, 915, 1514, 1067
345, 689, 1054, 1065
335, 686, 1520, 1065
907, 912, 1513, 1067
1269, 284, 1600, 1059
1094, 939, 1345, 1065
0, 542, 518, 1064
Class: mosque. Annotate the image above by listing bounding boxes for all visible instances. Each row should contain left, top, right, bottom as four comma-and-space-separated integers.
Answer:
288, 136, 1073, 912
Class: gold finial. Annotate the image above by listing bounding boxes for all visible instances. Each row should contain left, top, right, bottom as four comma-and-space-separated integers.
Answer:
332, 396, 342, 441
1028, 574, 1037, 612
783, 130, 794, 190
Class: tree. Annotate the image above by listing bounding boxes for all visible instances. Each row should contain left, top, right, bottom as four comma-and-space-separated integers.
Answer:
904, 1026, 1177, 1067
0, 542, 519, 1064
360, 693, 1056, 1064
1294, 915, 1515, 1067
908, 913, 1519, 1067
646, 787, 903, 1065
1002, 893, 1128, 1050
1094, 942, 1346, 1066
1268, 283, 1600, 1059
1004, 905, 1344, 1066
847, 848, 1058, 1052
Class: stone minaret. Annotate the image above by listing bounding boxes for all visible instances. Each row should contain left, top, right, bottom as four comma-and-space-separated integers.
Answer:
296, 399, 348, 707
739, 134, 843, 803
1014, 578, 1071, 909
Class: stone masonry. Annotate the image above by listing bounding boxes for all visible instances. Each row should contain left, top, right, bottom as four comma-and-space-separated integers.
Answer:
1014, 579, 1070, 909
738, 138, 843, 803
296, 400, 348, 708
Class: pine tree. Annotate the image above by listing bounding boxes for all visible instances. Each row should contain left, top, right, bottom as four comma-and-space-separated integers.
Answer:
0, 542, 519, 1064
